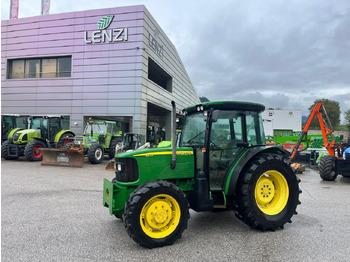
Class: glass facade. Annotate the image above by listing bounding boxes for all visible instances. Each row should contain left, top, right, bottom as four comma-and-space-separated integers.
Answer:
7, 56, 71, 79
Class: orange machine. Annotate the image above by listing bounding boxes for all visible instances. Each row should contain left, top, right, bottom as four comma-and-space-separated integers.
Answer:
291, 103, 350, 180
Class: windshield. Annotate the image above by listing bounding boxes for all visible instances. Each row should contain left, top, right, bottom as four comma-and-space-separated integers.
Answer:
179, 113, 207, 147
179, 110, 266, 147
30, 118, 47, 129
85, 123, 106, 135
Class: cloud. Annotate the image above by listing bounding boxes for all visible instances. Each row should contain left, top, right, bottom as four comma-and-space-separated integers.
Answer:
2, 0, 350, 119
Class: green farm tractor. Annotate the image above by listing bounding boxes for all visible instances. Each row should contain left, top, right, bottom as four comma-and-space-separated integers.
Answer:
103, 101, 301, 248
73, 119, 123, 164
1, 115, 74, 161
1, 114, 29, 144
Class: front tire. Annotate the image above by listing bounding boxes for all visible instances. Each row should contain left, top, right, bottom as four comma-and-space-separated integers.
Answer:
88, 143, 104, 164
1, 141, 18, 160
233, 153, 301, 231
319, 155, 337, 181
24, 140, 46, 161
124, 181, 190, 248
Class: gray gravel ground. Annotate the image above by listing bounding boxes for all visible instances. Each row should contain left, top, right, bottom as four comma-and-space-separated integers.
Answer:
2, 157, 350, 262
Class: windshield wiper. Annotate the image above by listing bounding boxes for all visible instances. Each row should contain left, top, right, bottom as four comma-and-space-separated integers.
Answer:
187, 130, 206, 145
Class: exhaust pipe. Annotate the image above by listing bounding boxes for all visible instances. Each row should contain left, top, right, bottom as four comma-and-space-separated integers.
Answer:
171, 101, 177, 169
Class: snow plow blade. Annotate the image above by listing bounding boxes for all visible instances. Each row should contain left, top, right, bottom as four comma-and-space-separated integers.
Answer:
40, 145, 84, 168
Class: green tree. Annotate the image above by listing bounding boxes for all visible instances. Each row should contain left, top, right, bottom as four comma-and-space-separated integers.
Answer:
344, 109, 350, 127
308, 99, 340, 129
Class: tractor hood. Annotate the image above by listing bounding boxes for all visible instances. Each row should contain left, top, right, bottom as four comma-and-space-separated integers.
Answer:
11, 129, 41, 143
114, 147, 195, 185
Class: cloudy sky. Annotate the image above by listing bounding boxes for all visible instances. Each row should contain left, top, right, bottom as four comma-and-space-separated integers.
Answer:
1, 0, 350, 120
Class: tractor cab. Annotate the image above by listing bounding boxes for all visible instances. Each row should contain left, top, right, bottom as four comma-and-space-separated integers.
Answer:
179, 102, 266, 190
83, 120, 122, 147
1, 114, 29, 143
29, 116, 68, 144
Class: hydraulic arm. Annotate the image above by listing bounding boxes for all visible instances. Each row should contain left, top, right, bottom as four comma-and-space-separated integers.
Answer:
290, 103, 339, 161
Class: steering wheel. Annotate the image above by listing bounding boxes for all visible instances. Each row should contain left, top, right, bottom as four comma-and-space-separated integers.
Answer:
210, 140, 222, 150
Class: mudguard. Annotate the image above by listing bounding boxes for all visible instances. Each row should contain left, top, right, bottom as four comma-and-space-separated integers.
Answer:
224, 146, 290, 196
54, 130, 75, 143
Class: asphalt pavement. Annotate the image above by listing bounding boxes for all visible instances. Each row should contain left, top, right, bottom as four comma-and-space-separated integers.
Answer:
2, 157, 350, 262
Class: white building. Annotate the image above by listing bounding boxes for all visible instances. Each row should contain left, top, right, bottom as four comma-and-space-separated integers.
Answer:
262, 109, 302, 136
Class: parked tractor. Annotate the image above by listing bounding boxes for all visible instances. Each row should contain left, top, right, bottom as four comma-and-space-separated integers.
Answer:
72, 119, 123, 164
1, 115, 74, 161
103, 101, 301, 248
1, 114, 29, 143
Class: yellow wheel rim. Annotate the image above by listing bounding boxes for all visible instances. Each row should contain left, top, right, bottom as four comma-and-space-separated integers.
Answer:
140, 194, 181, 239
255, 170, 289, 215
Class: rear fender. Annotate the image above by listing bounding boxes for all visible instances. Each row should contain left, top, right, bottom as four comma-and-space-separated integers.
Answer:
224, 146, 290, 196
54, 130, 75, 143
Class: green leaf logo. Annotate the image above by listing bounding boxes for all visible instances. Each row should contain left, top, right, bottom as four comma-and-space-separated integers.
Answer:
97, 15, 114, 30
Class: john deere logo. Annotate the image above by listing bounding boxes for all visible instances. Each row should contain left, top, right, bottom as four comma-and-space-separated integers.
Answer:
97, 15, 114, 30
84, 15, 128, 44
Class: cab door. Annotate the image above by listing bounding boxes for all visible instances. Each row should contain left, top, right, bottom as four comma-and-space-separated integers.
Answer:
209, 111, 244, 189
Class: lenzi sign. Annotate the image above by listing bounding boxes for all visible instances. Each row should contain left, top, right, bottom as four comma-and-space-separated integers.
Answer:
84, 15, 128, 44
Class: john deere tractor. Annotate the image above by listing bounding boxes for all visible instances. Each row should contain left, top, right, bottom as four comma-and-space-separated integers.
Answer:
72, 120, 123, 164
1, 115, 74, 161
103, 101, 301, 248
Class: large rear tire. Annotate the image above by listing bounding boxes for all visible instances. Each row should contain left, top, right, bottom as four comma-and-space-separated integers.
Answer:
108, 138, 122, 159
88, 143, 104, 164
24, 140, 46, 161
57, 134, 74, 148
233, 153, 301, 231
124, 181, 190, 248
319, 155, 337, 181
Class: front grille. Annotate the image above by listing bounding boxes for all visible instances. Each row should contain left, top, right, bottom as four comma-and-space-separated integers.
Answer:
115, 158, 139, 182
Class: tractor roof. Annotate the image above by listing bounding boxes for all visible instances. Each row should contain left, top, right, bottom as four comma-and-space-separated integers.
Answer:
29, 115, 65, 119
88, 120, 116, 124
183, 101, 265, 114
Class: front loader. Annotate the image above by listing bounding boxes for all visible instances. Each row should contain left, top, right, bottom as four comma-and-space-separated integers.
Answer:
103, 101, 301, 248
1, 115, 74, 161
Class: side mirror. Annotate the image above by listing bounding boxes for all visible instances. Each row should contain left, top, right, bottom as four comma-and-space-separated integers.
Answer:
210, 110, 219, 123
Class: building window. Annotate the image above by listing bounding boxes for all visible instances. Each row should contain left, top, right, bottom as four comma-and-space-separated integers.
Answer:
148, 58, 172, 92
7, 56, 71, 79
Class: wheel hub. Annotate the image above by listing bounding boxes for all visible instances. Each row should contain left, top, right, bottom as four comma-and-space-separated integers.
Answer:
95, 148, 102, 159
145, 200, 172, 228
255, 170, 289, 215
154, 209, 168, 224
256, 176, 275, 205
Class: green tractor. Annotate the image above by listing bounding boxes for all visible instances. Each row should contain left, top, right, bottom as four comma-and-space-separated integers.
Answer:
1, 115, 74, 161
73, 119, 123, 164
103, 101, 301, 248
1, 114, 29, 144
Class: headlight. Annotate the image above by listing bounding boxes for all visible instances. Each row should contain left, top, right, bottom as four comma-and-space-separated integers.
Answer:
22, 134, 28, 142
114, 158, 139, 183
13, 133, 20, 141
116, 163, 124, 172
